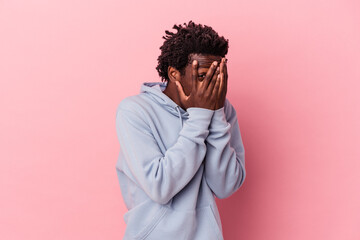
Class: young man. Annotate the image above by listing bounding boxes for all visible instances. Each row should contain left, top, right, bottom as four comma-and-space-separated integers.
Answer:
115, 21, 246, 240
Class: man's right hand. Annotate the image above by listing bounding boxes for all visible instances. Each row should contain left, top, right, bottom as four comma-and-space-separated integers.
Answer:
175, 59, 225, 110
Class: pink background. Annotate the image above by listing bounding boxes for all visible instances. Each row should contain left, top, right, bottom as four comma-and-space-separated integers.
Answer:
1, 0, 359, 239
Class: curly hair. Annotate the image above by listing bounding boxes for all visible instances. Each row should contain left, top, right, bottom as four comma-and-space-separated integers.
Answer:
156, 20, 229, 82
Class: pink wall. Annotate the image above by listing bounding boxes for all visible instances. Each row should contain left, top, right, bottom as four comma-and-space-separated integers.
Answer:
1, 0, 359, 239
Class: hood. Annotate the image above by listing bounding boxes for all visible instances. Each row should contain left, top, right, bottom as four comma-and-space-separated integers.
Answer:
140, 82, 189, 127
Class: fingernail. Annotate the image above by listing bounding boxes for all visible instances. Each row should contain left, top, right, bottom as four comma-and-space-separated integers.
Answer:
214, 61, 218, 66
193, 60, 197, 65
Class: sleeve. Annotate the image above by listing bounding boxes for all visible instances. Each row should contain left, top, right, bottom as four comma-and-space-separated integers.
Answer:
204, 99, 246, 199
116, 102, 214, 205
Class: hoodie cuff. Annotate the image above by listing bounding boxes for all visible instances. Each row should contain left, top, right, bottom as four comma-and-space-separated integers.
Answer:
209, 107, 229, 130
186, 107, 214, 130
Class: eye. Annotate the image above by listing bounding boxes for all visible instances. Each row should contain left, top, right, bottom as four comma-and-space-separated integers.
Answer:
198, 73, 206, 78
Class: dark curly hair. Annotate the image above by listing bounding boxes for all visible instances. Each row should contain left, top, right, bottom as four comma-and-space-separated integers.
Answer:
156, 20, 229, 82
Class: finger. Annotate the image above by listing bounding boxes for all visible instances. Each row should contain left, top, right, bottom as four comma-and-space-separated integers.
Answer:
175, 81, 188, 102
218, 72, 224, 100
192, 60, 198, 91
201, 61, 218, 90
218, 72, 226, 108
224, 58, 228, 81
218, 58, 226, 100
207, 66, 219, 93
211, 73, 221, 103
224, 59, 228, 95
206, 67, 220, 94
220, 57, 225, 75
219, 58, 225, 92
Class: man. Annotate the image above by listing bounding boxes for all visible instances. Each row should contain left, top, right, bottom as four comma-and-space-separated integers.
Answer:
115, 20, 246, 240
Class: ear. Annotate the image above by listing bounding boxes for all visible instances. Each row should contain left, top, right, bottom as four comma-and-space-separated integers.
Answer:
167, 66, 181, 82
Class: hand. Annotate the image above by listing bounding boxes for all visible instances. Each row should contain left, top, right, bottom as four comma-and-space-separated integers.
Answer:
214, 57, 228, 110
175, 59, 221, 110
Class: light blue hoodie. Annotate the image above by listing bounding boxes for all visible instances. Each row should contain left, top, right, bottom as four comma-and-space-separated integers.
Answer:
115, 81, 246, 240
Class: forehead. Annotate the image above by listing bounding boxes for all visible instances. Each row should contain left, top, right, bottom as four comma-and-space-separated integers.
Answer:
189, 53, 223, 69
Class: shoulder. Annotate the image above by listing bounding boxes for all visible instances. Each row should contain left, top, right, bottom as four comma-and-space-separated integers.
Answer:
116, 93, 153, 116
115, 95, 151, 125
115, 95, 153, 131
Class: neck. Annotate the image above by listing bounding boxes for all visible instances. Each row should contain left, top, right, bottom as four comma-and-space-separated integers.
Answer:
163, 81, 183, 109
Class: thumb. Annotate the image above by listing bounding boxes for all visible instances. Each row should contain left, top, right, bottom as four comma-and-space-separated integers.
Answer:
175, 81, 188, 101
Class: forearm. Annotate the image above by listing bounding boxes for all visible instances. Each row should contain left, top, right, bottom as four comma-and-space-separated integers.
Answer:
117, 106, 214, 204
204, 106, 246, 199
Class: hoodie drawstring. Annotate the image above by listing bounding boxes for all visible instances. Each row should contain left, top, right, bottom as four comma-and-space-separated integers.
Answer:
175, 106, 183, 128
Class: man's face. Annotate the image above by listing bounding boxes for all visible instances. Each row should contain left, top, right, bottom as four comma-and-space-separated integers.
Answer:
180, 53, 223, 96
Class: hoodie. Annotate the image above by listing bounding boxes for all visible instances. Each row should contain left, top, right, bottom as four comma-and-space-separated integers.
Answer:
115, 81, 246, 240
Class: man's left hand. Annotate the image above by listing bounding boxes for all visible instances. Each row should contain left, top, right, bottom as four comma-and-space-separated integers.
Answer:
214, 57, 228, 110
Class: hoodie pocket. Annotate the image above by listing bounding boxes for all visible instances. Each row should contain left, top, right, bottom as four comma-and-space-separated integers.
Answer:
135, 205, 223, 240
133, 206, 168, 240
123, 200, 168, 240
137, 207, 196, 240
